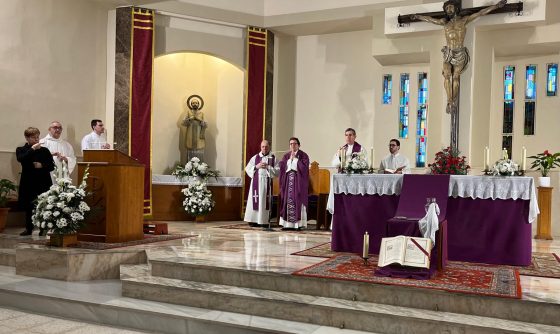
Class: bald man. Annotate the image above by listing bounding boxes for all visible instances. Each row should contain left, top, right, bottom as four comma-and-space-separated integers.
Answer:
244, 140, 279, 227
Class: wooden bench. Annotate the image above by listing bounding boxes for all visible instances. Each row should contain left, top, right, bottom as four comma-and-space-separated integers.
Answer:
273, 161, 331, 230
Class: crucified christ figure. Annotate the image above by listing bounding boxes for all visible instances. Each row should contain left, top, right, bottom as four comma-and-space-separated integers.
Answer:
411, 0, 507, 114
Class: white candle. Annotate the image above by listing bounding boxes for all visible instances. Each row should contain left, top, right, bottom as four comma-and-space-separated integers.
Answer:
521, 146, 527, 171
362, 231, 369, 258
340, 148, 346, 168
484, 146, 489, 171
502, 148, 508, 160
370, 147, 374, 169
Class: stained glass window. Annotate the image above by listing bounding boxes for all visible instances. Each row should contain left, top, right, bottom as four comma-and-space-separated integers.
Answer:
503, 66, 515, 159
525, 65, 536, 100
504, 66, 515, 100
524, 101, 535, 135
399, 73, 410, 139
416, 72, 428, 167
547, 63, 558, 97
383, 74, 392, 104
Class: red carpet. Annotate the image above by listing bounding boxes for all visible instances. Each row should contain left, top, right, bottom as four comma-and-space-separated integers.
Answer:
293, 254, 521, 299
292, 242, 560, 279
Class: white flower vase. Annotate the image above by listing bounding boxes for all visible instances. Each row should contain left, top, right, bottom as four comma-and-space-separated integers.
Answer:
538, 176, 551, 187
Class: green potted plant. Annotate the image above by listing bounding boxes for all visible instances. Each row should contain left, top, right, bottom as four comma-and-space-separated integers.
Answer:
529, 150, 560, 187
0, 179, 17, 232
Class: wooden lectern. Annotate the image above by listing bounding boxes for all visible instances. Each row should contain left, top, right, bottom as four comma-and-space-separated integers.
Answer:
78, 150, 144, 243
536, 186, 554, 240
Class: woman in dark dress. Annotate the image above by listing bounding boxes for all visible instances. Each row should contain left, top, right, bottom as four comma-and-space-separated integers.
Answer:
16, 127, 55, 236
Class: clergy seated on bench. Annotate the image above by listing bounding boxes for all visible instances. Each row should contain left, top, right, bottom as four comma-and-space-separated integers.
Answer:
272, 161, 331, 230
375, 174, 450, 279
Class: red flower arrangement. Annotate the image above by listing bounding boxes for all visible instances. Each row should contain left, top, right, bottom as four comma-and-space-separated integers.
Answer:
428, 146, 470, 175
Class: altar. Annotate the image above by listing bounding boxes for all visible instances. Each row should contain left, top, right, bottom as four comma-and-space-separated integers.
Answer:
327, 174, 539, 266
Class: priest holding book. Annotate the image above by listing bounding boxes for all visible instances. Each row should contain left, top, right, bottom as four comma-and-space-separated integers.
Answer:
379, 139, 411, 174
244, 140, 278, 227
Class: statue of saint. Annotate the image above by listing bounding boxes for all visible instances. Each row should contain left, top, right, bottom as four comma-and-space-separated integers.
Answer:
182, 95, 207, 161
411, 0, 506, 114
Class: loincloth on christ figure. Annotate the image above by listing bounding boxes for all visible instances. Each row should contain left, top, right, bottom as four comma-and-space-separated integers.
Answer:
441, 46, 470, 74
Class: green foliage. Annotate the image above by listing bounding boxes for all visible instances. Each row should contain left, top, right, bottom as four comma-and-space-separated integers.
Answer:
0, 179, 17, 207
528, 150, 560, 177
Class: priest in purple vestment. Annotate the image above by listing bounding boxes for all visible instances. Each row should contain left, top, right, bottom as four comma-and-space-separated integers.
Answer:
331, 128, 367, 170
278, 137, 309, 230
244, 140, 278, 227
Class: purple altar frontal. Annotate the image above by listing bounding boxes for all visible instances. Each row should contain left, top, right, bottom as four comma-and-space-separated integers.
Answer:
329, 174, 537, 266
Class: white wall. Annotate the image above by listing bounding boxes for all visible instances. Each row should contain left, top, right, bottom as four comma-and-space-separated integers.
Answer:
293, 30, 376, 166
0, 0, 109, 182
152, 53, 244, 176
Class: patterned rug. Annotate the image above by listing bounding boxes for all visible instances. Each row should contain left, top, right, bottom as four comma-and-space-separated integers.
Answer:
291, 242, 560, 279
293, 254, 521, 299
216, 223, 331, 235
22, 234, 196, 250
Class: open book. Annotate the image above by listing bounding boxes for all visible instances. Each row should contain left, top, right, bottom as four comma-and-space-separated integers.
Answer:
378, 236, 433, 269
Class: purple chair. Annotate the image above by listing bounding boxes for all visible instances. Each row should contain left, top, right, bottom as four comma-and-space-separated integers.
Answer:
376, 174, 450, 279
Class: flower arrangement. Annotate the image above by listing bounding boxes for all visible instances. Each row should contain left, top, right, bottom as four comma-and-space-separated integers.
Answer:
343, 152, 370, 174
32, 167, 90, 235
428, 146, 470, 175
528, 150, 560, 177
172, 157, 220, 181
492, 159, 519, 176
181, 180, 215, 216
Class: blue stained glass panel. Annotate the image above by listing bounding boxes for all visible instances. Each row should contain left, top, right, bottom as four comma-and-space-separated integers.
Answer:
547, 63, 558, 97
417, 72, 428, 105
416, 136, 427, 167
504, 66, 515, 100
525, 65, 536, 100
383, 74, 392, 104
399, 74, 410, 138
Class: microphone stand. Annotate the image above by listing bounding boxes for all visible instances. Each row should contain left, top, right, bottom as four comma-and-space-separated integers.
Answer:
263, 169, 274, 232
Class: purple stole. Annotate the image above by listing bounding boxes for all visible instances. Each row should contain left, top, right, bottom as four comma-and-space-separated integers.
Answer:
279, 150, 310, 223
251, 154, 275, 210
343, 142, 362, 156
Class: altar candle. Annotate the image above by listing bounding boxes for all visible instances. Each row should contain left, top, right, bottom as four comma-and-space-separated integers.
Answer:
484, 146, 490, 170
370, 147, 374, 168
362, 232, 369, 258
341, 149, 346, 168
502, 148, 508, 160
521, 146, 527, 171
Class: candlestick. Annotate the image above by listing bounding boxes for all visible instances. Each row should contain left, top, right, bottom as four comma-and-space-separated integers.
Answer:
341, 148, 346, 169
484, 146, 489, 171
362, 231, 369, 259
521, 146, 527, 171
370, 147, 374, 169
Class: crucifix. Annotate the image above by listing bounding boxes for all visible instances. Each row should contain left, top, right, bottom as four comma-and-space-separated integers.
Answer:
400, 0, 523, 151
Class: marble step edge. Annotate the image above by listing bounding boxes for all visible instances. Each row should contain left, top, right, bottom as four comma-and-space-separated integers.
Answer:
0, 281, 360, 334
121, 274, 559, 334
147, 258, 560, 327
0, 248, 15, 267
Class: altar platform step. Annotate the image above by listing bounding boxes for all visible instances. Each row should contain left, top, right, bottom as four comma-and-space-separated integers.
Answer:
0, 248, 15, 266
121, 265, 558, 334
143, 257, 560, 328
0, 265, 368, 334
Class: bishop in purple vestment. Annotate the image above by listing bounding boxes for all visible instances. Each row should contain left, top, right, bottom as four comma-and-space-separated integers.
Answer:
278, 137, 309, 230
331, 128, 367, 170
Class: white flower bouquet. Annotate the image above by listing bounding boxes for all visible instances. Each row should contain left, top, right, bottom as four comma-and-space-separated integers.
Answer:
181, 180, 215, 216
492, 159, 519, 176
172, 157, 220, 181
344, 152, 370, 174
32, 167, 90, 235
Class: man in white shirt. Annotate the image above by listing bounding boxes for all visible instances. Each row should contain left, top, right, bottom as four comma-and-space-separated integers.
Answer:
81, 119, 110, 152
379, 139, 411, 174
40, 121, 76, 180
244, 140, 279, 227
331, 128, 367, 170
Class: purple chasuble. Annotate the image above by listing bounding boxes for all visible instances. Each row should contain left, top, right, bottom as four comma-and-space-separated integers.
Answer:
279, 150, 309, 222
251, 154, 275, 210
343, 142, 362, 155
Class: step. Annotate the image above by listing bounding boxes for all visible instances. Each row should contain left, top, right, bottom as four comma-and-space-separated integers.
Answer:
0, 265, 369, 334
148, 257, 560, 327
0, 249, 15, 266
121, 271, 560, 334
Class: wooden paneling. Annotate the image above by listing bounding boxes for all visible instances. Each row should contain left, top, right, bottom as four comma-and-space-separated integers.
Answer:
536, 186, 553, 240
152, 185, 242, 221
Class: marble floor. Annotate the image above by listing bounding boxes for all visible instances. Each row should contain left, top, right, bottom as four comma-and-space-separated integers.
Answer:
1, 221, 559, 333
